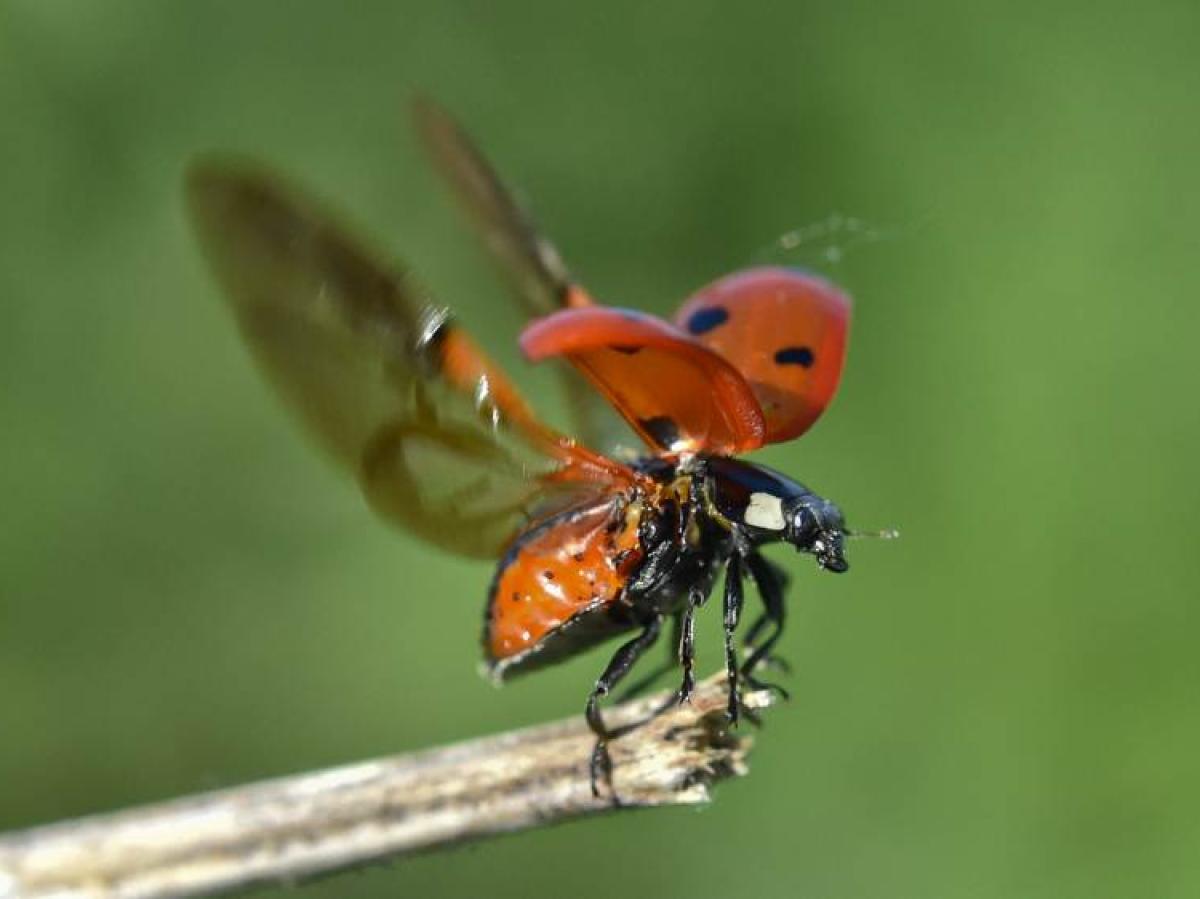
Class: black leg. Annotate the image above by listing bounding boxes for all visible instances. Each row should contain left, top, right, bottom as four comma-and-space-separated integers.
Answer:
676, 586, 701, 704
742, 552, 790, 698
614, 611, 683, 702
743, 556, 791, 649
586, 617, 663, 798
722, 552, 745, 724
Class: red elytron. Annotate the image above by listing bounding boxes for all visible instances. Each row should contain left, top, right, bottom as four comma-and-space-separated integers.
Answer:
187, 99, 887, 796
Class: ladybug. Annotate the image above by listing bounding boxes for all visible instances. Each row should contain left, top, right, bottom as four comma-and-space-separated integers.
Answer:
186, 99, 890, 796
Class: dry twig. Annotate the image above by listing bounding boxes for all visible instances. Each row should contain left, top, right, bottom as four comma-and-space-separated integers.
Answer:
0, 674, 772, 899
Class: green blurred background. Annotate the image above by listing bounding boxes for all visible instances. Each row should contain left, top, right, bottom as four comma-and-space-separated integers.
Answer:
3, 1, 1198, 896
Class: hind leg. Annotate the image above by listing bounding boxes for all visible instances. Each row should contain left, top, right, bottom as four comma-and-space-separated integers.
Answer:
675, 587, 700, 704
586, 617, 663, 799
614, 610, 684, 702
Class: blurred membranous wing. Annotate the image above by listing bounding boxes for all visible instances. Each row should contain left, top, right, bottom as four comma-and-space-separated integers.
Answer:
411, 98, 635, 456
186, 160, 631, 558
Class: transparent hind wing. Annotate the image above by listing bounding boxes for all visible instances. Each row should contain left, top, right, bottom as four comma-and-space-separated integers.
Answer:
412, 96, 582, 315
412, 98, 633, 455
187, 158, 630, 557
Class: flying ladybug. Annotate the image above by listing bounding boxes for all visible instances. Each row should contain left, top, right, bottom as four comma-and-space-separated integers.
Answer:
186, 99, 891, 796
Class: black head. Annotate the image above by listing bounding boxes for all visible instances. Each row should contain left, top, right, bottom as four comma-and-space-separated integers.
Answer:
782, 494, 849, 573
706, 457, 850, 574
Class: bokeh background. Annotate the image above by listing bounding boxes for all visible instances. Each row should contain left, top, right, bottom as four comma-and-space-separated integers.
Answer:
3, 2, 1198, 896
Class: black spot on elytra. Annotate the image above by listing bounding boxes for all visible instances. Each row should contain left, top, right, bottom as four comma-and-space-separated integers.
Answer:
572, 552, 585, 563
510, 591, 520, 603
638, 415, 681, 448
609, 344, 642, 354
542, 570, 555, 581
775, 346, 815, 368
686, 306, 729, 335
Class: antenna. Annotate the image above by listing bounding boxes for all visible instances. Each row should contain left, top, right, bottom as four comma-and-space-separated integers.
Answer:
845, 527, 900, 540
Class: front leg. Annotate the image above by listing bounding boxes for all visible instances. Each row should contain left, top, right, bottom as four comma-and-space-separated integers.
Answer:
743, 554, 791, 652
586, 617, 663, 799
742, 552, 791, 699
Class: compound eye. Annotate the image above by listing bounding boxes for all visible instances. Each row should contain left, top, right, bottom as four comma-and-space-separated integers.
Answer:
786, 504, 817, 542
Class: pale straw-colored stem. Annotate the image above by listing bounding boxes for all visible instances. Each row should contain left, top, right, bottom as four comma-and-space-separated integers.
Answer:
0, 675, 772, 899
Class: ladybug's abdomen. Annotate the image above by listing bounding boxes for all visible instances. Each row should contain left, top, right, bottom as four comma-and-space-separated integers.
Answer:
485, 495, 646, 677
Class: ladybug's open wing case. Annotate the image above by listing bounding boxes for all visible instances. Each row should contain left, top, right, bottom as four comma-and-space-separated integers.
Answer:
675, 267, 851, 444
521, 268, 852, 456
521, 307, 767, 456
187, 161, 632, 558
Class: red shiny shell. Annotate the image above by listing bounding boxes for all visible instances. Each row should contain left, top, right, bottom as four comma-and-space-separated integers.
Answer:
674, 267, 851, 444
520, 307, 765, 455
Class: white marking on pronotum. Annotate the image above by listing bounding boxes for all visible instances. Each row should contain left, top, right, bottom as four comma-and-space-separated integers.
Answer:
744, 492, 786, 531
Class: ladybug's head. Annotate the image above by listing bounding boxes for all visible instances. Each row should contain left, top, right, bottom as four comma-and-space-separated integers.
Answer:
706, 457, 862, 572
782, 495, 849, 573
